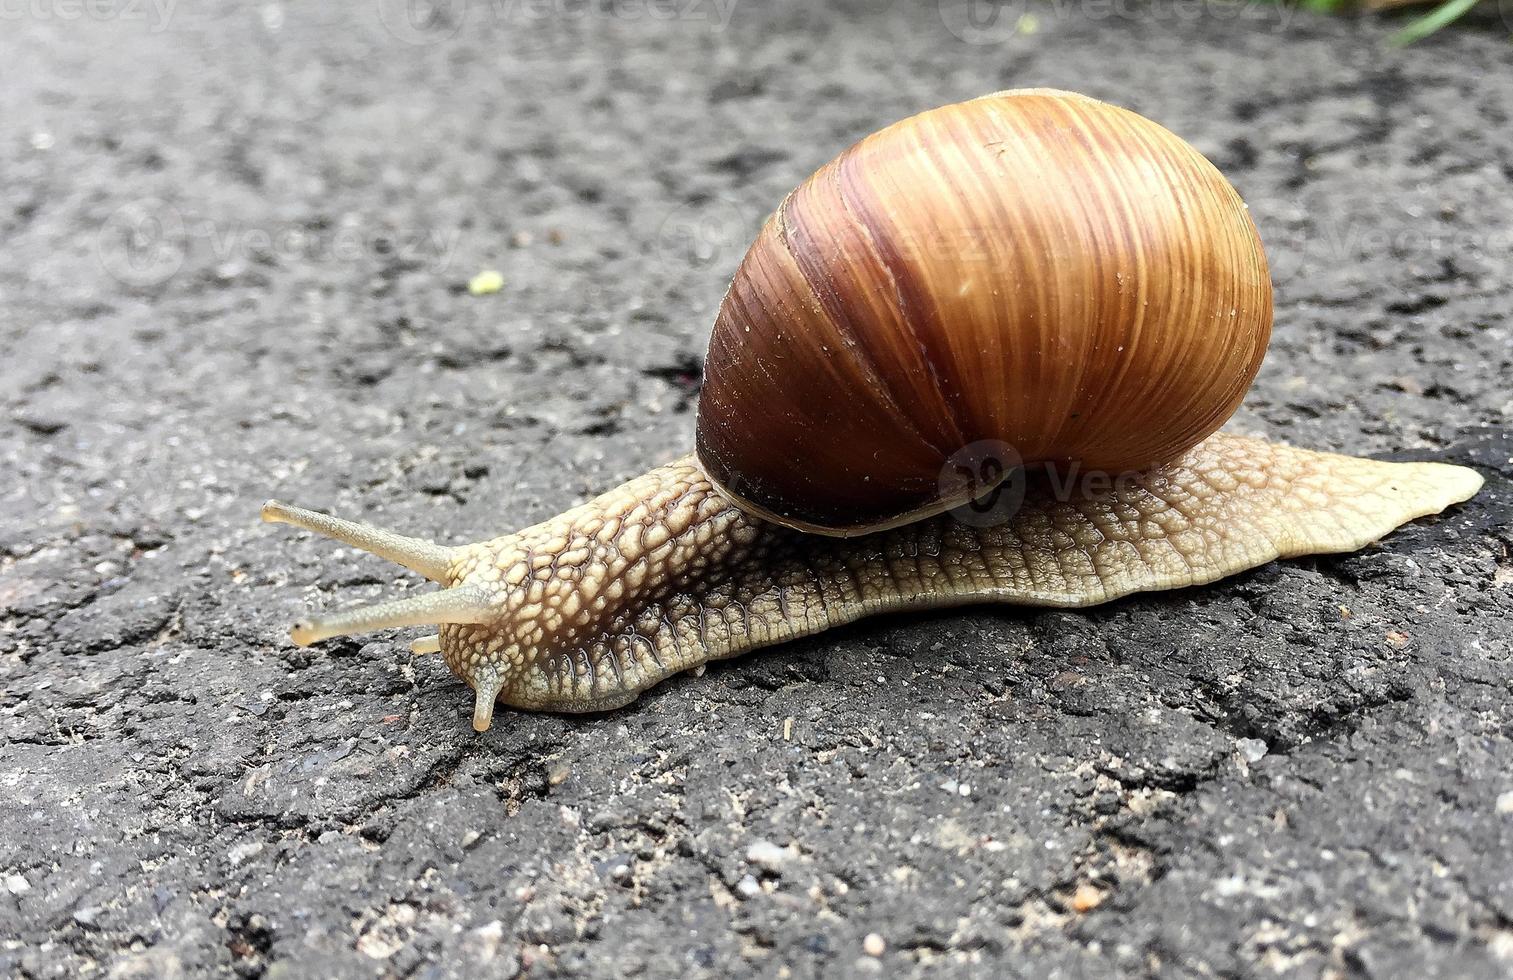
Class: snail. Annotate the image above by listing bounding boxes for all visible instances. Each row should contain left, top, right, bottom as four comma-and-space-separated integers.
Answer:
262, 89, 1483, 732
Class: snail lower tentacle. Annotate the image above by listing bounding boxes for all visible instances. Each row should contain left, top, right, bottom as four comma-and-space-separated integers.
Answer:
263, 433, 1481, 730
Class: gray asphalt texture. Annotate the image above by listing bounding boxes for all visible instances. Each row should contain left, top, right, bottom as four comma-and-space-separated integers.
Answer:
3, 2, 1513, 977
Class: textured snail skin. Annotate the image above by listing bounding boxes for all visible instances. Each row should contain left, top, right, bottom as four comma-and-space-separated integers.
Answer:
699, 89, 1273, 534
264, 434, 1482, 730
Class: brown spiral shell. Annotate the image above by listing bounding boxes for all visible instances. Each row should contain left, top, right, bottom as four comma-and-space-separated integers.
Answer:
695, 89, 1273, 535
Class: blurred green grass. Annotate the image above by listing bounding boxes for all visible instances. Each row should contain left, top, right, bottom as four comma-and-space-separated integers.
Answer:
1384, 0, 1485, 44
1291, 0, 1503, 45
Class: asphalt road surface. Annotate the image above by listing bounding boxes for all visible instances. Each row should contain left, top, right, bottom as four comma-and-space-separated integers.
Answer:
3, 1, 1512, 977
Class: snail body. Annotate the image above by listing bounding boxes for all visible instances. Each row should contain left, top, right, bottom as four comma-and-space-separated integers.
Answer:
263, 90, 1483, 731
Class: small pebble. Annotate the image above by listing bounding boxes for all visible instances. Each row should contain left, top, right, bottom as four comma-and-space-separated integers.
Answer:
745, 839, 793, 871
227, 841, 264, 866
736, 874, 761, 899
1071, 884, 1105, 913
863, 933, 886, 957
469, 920, 505, 962
1236, 738, 1268, 763
4, 874, 30, 895
1496, 791, 1513, 815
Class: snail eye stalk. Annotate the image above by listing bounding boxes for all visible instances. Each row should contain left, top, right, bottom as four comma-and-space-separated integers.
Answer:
261, 500, 492, 648
261, 500, 459, 584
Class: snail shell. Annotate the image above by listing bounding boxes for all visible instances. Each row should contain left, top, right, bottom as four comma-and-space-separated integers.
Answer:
697, 89, 1273, 534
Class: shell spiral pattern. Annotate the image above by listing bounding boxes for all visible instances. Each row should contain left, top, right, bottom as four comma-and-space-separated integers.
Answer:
697, 89, 1273, 535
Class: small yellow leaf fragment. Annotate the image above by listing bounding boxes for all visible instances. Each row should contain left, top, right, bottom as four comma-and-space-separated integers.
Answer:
468, 269, 505, 295
1385, 630, 1411, 649
1338, 604, 1352, 620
